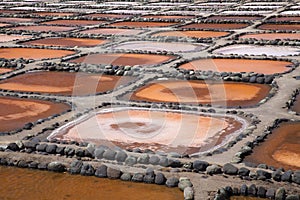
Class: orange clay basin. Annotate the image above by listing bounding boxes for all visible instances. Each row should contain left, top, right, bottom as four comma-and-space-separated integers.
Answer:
0, 48, 75, 60
0, 96, 70, 132
0, 17, 39, 23
126, 80, 271, 108
109, 21, 177, 28
179, 58, 293, 75
207, 15, 264, 21
0, 71, 135, 96
0, 68, 13, 74
180, 23, 249, 30
258, 23, 300, 31
10, 25, 76, 32
85, 13, 132, 19
0, 34, 32, 43
68, 53, 176, 67
244, 121, 300, 170
267, 16, 300, 22
41, 20, 105, 27
240, 33, 300, 40
79, 28, 144, 36
292, 94, 300, 114
0, 166, 183, 200
48, 107, 247, 154
0, 23, 10, 27
142, 15, 194, 20
152, 30, 230, 39
21, 37, 108, 48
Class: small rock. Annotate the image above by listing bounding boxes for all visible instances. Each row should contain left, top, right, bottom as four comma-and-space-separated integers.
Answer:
132, 173, 144, 182
238, 167, 250, 176
125, 156, 137, 166
80, 163, 95, 176
107, 167, 121, 179
256, 170, 271, 179
192, 160, 209, 171
286, 195, 300, 200
257, 186, 266, 198
7, 143, 20, 151
94, 147, 105, 159
69, 160, 83, 174
184, 187, 194, 200
103, 149, 116, 160
115, 151, 127, 162
272, 169, 282, 182
137, 154, 149, 164
47, 162, 65, 172
45, 144, 57, 154
166, 177, 179, 187
275, 187, 286, 200
95, 165, 107, 178
206, 165, 222, 175
223, 163, 238, 175
155, 172, 166, 185
266, 188, 276, 199
178, 177, 193, 191
292, 171, 300, 184
158, 157, 169, 167
120, 173, 132, 181
240, 184, 248, 196
36, 143, 48, 152
248, 184, 257, 197
281, 170, 293, 182
149, 156, 160, 165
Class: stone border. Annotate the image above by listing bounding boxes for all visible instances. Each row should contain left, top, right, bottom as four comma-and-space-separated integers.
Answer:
285, 88, 300, 116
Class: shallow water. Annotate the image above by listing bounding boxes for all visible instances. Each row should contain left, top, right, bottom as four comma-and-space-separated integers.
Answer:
0, 166, 183, 200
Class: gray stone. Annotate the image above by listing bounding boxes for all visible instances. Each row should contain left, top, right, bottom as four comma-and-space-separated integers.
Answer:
115, 151, 127, 162
206, 165, 222, 175
36, 143, 48, 152
107, 167, 121, 179
45, 144, 57, 154
266, 188, 276, 199
125, 156, 137, 166
178, 177, 193, 191
166, 177, 179, 187
256, 170, 271, 179
7, 143, 20, 151
292, 171, 300, 184
248, 184, 257, 196
95, 165, 107, 178
145, 167, 155, 176
64, 146, 75, 156
120, 173, 132, 181
103, 149, 116, 160
69, 160, 83, 174
275, 187, 286, 200
238, 167, 250, 176
281, 170, 293, 182
257, 163, 268, 169
56, 146, 65, 155
24, 141, 38, 150
240, 184, 248, 196
94, 147, 105, 159
272, 169, 282, 181
132, 173, 144, 182
193, 160, 209, 171
47, 162, 66, 172
149, 156, 160, 165
184, 187, 194, 200
143, 174, 155, 184
257, 186, 266, 198
286, 195, 300, 200
155, 172, 166, 185
75, 148, 85, 157
168, 159, 182, 168
223, 163, 238, 175
80, 163, 94, 176
137, 154, 149, 164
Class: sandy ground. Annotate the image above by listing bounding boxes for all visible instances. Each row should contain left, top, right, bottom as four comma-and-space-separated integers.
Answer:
0, 48, 75, 60
179, 58, 292, 74
292, 94, 300, 114
153, 30, 230, 39
240, 33, 300, 40
69, 53, 176, 66
22, 37, 108, 47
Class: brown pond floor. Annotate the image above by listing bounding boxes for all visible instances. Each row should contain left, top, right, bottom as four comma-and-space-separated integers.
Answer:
0, 48, 75, 60
142, 15, 195, 19
152, 30, 230, 39
258, 24, 300, 31
85, 13, 132, 18
51, 108, 243, 154
231, 197, 267, 200
267, 16, 300, 22
109, 21, 177, 28
0, 96, 70, 132
207, 15, 263, 21
0, 34, 31, 43
128, 80, 271, 107
10, 25, 76, 32
79, 28, 144, 36
0, 23, 10, 27
32, 12, 76, 17
0, 68, 13, 74
0, 166, 183, 200
0, 17, 39, 23
240, 33, 300, 40
21, 37, 108, 48
41, 19, 105, 26
180, 23, 249, 30
68, 53, 175, 66
244, 121, 300, 170
0, 71, 135, 96
179, 58, 292, 75
292, 94, 300, 114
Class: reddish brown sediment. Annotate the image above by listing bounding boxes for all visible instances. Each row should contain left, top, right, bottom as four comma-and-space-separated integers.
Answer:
21, 37, 108, 47
109, 21, 177, 27
0, 48, 75, 60
0, 68, 13, 74
0, 34, 32, 42
79, 28, 144, 35
32, 12, 76, 17
207, 15, 263, 21
10, 25, 76, 32
240, 33, 300, 40
68, 53, 176, 66
291, 94, 300, 114
152, 30, 230, 38
41, 19, 105, 26
50, 108, 244, 154
0, 96, 70, 132
129, 80, 271, 107
231, 197, 267, 200
180, 23, 249, 30
142, 15, 194, 19
179, 58, 292, 75
0, 23, 10, 27
0, 17, 39, 23
0, 71, 135, 96
267, 16, 300, 22
258, 24, 300, 31
0, 166, 183, 200
85, 13, 132, 18
244, 121, 300, 170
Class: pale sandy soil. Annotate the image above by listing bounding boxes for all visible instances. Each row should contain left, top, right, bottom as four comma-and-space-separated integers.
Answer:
153, 30, 230, 39
0, 34, 32, 43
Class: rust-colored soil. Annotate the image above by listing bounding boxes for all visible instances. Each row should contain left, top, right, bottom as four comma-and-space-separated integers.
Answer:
0, 48, 74, 60
0, 68, 13, 74
153, 30, 230, 38
69, 53, 175, 66
0, 17, 39, 23
180, 23, 249, 30
0, 96, 70, 132
244, 121, 300, 170
241, 32, 300, 40
129, 80, 271, 107
41, 19, 105, 26
207, 15, 263, 21
32, 12, 75, 17
0, 23, 10, 27
268, 16, 300, 22
51, 108, 243, 154
10, 25, 76, 32
258, 24, 300, 31
0, 34, 31, 42
109, 21, 177, 27
0, 166, 183, 200
0, 71, 135, 96
142, 15, 194, 19
86, 13, 132, 18
179, 58, 292, 75
22, 37, 108, 47
79, 28, 144, 36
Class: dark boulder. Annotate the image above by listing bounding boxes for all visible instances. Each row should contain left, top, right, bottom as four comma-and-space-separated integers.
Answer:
223, 163, 238, 175
36, 143, 48, 152
107, 167, 121, 179
192, 160, 209, 171
45, 144, 57, 154
115, 151, 127, 162
281, 170, 293, 182
47, 162, 66, 172
103, 149, 116, 160
69, 160, 83, 174
95, 165, 107, 178
166, 177, 179, 187
80, 163, 95, 176
238, 167, 250, 176
7, 143, 20, 151
257, 186, 266, 198
155, 172, 166, 185
132, 173, 144, 182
